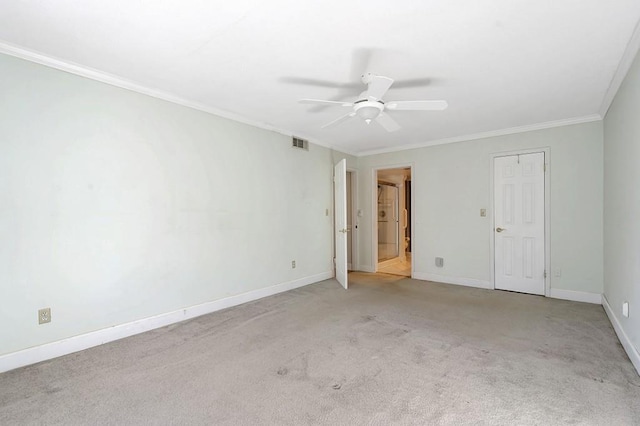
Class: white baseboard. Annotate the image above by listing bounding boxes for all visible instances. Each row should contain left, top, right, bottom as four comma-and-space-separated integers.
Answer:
0, 271, 332, 374
602, 295, 640, 376
549, 288, 602, 304
412, 272, 492, 290
412, 274, 603, 304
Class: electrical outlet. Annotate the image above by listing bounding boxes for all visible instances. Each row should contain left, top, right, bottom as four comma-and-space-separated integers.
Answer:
554, 269, 562, 278
292, 260, 296, 269
325, 209, 329, 216
38, 308, 51, 324
435, 257, 444, 267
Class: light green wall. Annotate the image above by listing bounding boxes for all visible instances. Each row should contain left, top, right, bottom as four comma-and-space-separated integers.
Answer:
0, 53, 342, 356
603, 47, 640, 355
358, 121, 604, 294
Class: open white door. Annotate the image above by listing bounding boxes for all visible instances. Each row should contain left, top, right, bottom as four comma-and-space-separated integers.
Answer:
494, 152, 545, 295
334, 159, 348, 289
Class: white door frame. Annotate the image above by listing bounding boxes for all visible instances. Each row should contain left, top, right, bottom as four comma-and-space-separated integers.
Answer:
489, 148, 550, 296
372, 163, 415, 277
347, 168, 359, 271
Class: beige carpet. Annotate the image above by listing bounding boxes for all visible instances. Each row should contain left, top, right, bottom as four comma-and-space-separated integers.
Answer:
1, 273, 638, 425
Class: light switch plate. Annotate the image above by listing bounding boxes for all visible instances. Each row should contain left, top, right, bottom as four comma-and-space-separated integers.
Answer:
480, 209, 486, 217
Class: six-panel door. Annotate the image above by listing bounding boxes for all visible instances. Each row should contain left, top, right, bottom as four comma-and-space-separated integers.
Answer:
494, 153, 545, 295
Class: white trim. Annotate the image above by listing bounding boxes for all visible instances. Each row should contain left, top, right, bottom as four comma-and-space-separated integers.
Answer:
372, 167, 378, 273
358, 115, 601, 157
602, 295, 640, 376
0, 41, 360, 157
0, 271, 332, 374
489, 148, 551, 297
599, 18, 640, 117
413, 272, 492, 290
549, 289, 602, 304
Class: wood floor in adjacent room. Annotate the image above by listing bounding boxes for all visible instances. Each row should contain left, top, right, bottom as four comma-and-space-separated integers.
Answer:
1, 272, 638, 425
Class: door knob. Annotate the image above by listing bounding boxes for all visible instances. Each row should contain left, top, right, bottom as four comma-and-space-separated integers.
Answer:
339, 228, 349, 233
496, 227, 506, 233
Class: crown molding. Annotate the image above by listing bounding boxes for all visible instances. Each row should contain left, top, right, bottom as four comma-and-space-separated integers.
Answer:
0, 41, 352, 155
599, 17, 640, 117
0, 41, 604, 159
356, 114, 602, 157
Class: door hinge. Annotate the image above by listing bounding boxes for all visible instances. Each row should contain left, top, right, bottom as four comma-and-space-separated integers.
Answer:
544, 270, 547, 279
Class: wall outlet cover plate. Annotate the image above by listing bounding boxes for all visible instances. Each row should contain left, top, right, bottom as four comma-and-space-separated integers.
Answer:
38, 308, 51, 324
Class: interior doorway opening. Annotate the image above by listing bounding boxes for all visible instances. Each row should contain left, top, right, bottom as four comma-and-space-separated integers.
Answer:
375, 167, 412, 277
346, 170, 357, 271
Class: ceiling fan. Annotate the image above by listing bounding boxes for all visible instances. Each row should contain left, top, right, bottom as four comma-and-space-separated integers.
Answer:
299, 73, 448, 132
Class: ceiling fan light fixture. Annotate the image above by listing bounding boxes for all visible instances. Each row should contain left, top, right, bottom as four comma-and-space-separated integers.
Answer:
354, 101, 383, 122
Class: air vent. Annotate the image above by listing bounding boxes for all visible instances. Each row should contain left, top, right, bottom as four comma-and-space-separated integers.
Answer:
292, 136, 308, 150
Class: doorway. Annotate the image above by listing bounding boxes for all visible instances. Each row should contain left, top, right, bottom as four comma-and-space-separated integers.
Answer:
374, 167, 412, 277
492, 150, 549, 295
346, 170, 357, 271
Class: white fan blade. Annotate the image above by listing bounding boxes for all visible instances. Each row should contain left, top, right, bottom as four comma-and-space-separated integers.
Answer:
385, 100, 448, 110
367, 76, 394, 101
322, 112, 356, 129
376, 112, 401, 132
300, 99, 353, 107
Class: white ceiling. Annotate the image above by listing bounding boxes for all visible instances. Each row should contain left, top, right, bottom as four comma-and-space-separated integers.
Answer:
1, 1, 639, 155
